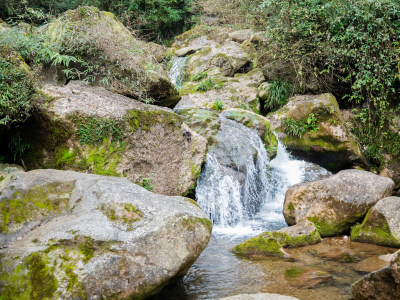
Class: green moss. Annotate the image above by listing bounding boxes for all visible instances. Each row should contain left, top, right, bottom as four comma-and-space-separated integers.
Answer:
288, 202, 295, 211
100, 202, 144, 231
127, 109, 182, 133
234, 236, 285, 257
261, 229, 321, 248
0, 183, 73, 233
182, 217, 212, 233
56, 148, 76, 167
284, 267, 305, 278
308, 217, 349, 237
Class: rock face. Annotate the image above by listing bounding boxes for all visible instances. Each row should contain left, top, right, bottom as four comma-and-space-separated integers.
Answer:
352, 250, 400, 300
233, 221, 321, 257
351, 197, 400, 247
0, 163, 24, 180
0, 169, 212, 299
171, 25, 263, 112
21, 81, 207, 196
267, 93, 368, 171
42, 6, 179, 107
283, 170, 395, 237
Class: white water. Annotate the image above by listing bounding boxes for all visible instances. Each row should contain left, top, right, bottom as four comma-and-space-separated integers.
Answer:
168, 56, 188, 89
196, 121, 331, 237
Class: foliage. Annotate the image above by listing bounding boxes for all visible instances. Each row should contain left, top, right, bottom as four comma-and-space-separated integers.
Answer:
0, 51, 36, 127
195, 78, 214, 92
263, 80, 291, 112
77, 118, 123, 146
260, 0, 400, 109
283, 113, 318, 137
0, 0, 197, 41
212, 99, 225, 111
140, 178, 154, 191
8, 131, 30, 162
351, 107, 400, 165
190, 71, 207, 82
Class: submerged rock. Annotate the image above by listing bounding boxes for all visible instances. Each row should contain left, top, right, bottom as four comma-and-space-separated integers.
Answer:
233, 221, 321, 258
0, 169, 212, 299
21, 81, 207, 196
352, 250, 400, 300
42, 6, 179, 107
267, 93, 368, 171
283, 170, 395, 237
351, 197, 400, 247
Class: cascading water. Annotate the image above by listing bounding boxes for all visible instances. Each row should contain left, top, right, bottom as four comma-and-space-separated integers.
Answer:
168, 56, 188, 89
152, 118, 331, 299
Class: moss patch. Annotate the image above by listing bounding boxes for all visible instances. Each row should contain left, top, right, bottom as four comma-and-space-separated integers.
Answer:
0, 182, 74, 233
285, 267, 306, 278
100, 202, 144, 231
234, 236, 285, 257
127, 109, 182, 132
182, 217, 212, 234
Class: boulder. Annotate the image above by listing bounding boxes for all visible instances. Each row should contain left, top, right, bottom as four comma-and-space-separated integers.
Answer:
219, 293, 299, 300
267, 93, 368, 171
0, 169, 211, 299
351, 197, 400, 247
42, 6, 179, 107
233, 221, 321, 258
352, 250, 400, 300
283, 170, 395, 237
21, 81, 207, 196
0, 163, 24, 181
228, 29, 255, 43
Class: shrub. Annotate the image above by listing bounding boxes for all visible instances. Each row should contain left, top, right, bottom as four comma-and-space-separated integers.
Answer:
283, 113, 318, 138
190, 71, 207, 82
195, 78, 214, 92
212, 99, 225, 111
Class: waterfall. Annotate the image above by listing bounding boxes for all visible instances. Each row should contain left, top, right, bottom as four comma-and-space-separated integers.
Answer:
167, 56, 188, 89
196, 120, 331, 235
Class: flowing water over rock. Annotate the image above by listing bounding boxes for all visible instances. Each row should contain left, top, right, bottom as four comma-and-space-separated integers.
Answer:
168, 56, 188, 89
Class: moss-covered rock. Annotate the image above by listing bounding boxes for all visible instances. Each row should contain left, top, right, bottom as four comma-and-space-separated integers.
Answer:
0, 169, 212, 299
21, 81, 207, 196
233, 220, 320, 258
267, 93, 368, 171
42, 6, 179, 107
283, 170, 395, 237
351, 197, 400, 247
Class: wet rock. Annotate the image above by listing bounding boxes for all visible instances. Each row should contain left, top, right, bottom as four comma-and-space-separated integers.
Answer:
267, 93, 368, 171
283, 170, 395, 237
0, 169, 212, 299
352, 250, 400, 300
351, 197, 400, 247
233, 221, 321, 258
286, 269, 333, 289
220, 293, 299, 300
42, 6, 179, 107
22, 81, 207, 196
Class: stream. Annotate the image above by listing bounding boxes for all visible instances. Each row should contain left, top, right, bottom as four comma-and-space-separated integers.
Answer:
157, 58, 397, 300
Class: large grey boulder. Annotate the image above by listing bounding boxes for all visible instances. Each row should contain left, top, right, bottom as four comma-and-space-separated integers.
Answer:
283, 170, 395, 237
267, 93, 368, 171
351, 197, 400, 247
42, 6, 179, 107
352, 250, 400, 300
22, 81, 207, 197
0, 169, 212, 299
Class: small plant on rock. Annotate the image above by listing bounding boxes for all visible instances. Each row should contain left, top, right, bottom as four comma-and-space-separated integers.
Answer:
140, 178, 154, 191
212, 99, 225, 111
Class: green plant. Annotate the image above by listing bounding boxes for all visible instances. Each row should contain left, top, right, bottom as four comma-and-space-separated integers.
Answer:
140, 178, 154, 191
8, 131, 30, 162
263, 80, 291, 111
77, 118, 123, 146
190, 71, 207, 82
283, 113, 319, 137
195, 78, 214, 92
212, 99, 225, 111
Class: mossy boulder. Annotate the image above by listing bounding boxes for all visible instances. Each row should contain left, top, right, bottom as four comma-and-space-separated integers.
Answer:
20, 81, 207, 196
233, 221, 321, 258
267, 93, 368, 171
42, 6, 179, 107
283, 170, 395, 237
0, 163, 24, 182
352, 250, 400, 300
351, 197, 400, 247
0, 169, 212, 299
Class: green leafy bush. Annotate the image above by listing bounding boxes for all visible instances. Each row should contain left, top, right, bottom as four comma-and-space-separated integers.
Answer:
78, 117, 123, 146
264, 80, 291, 111
212, 99, 225, 111
190, 71, 207, 82
195, 78, 214, 92
140, 178, 154, 191
283, 113, 318, 138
